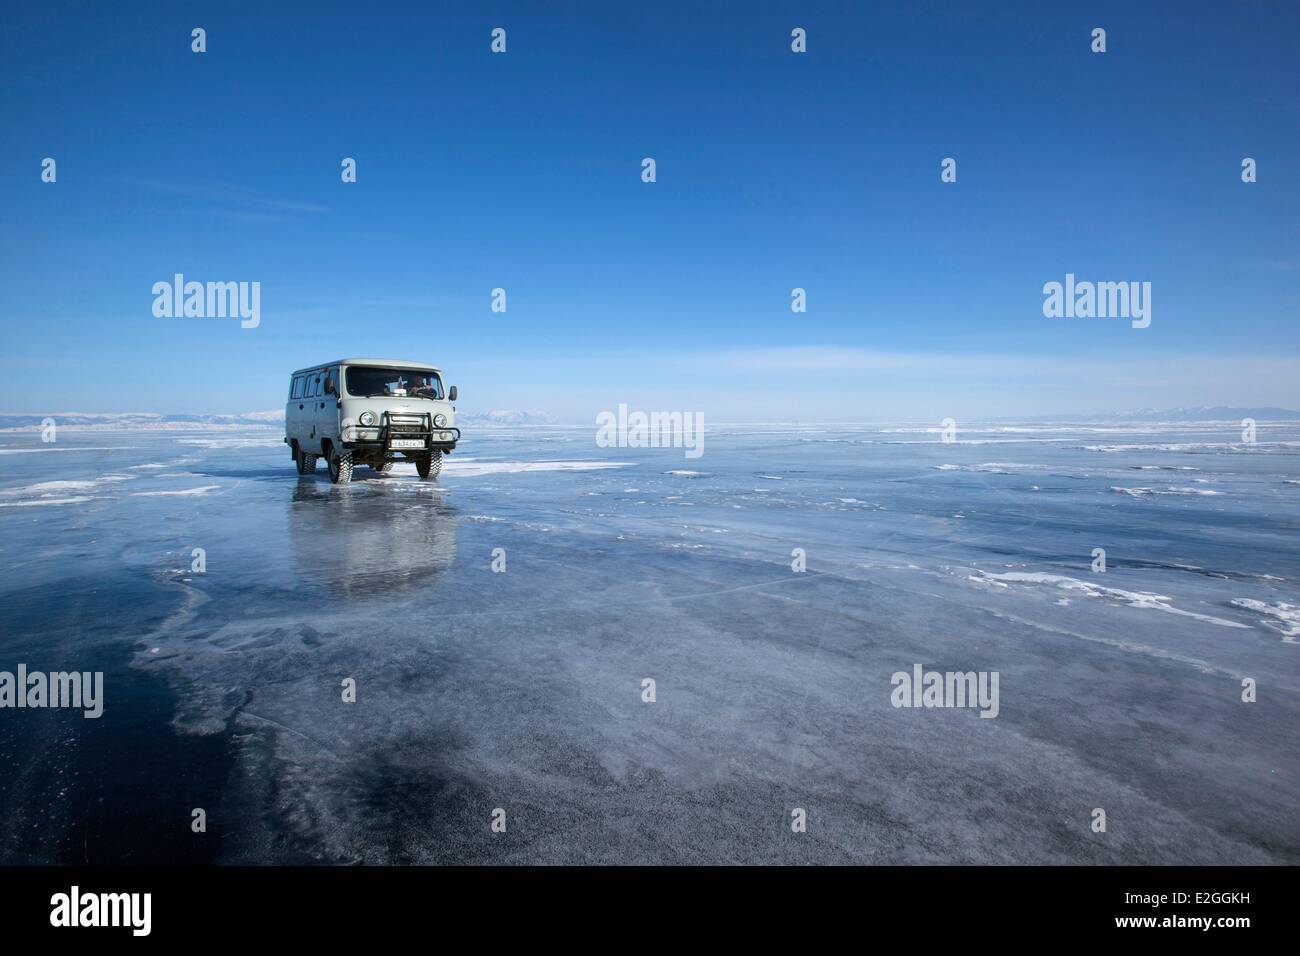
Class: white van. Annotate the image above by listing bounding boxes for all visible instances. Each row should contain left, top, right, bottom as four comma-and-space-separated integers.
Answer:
284, 358, 459, 484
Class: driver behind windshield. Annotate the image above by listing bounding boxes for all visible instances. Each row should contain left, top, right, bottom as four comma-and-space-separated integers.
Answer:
346, 367, 442, 398
405, 374, 441, 399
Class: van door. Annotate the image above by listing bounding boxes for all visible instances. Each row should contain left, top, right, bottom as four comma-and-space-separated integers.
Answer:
297, 370, 318, 453
314, 365, 341, 454
286, 375, 300, 450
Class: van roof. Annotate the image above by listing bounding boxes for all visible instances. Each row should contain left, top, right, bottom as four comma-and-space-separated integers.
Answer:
290, 358, 441, 376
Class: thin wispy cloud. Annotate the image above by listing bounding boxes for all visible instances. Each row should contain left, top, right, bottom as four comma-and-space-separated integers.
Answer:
117, 177, 332, 219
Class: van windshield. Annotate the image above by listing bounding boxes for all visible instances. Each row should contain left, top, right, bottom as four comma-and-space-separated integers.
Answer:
346, 367, 443, 400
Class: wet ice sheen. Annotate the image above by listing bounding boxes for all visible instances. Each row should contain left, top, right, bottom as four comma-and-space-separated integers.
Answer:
0, 422, 1297, 864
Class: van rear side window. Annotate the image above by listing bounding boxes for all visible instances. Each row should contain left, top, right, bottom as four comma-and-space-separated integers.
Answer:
291, 376, 305, 399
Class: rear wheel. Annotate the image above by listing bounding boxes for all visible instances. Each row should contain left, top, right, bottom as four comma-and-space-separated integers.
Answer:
415, 451, 442, 479
328, 449, 353, 484
371, 462, 392, 475
296, 447, 318, 475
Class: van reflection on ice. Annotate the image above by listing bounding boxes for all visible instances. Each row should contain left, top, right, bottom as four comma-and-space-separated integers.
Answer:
289, 478, 457, 599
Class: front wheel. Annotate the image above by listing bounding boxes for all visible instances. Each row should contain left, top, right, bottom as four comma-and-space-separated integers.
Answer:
415, 451, 442, 480
328, 449, 353, 484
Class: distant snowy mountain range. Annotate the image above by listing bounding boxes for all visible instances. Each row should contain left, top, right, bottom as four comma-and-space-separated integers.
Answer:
0, 409, 559, 431
460, 410, 558, 426
1007, 406, 1300, 423
0, 412, 280, 431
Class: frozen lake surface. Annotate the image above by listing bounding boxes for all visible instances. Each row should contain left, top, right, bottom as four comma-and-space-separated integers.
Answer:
1, 422, 1297, 864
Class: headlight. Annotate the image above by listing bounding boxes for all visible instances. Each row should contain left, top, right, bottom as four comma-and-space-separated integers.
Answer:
359, 411, 377, 427
433, 414, 447, 427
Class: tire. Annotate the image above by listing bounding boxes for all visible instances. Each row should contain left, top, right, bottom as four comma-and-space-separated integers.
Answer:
296, 448, 318, 475
328, 449, 353, 484
415, 451, 442, 480
371, 462, 392, 475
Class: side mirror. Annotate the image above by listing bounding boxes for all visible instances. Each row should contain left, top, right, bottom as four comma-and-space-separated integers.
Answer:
448, 385, 457, 401
323, 376, 335, 395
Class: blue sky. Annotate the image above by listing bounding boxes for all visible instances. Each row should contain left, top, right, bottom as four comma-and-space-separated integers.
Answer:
1, 1, 1297, 421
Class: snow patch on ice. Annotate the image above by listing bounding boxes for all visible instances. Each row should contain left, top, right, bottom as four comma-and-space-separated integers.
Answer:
1111, 486, 1225, 498
933, 462, 1043, 474
4, 480, 99, 494
1088, 442, 1300, 453
975, 571, 1251, 629
0, 473, 137, 505
130, 485, 223, 497
176, 437, 283, 448
1229, 600, 1300, 642
444, 459, 630, 478
0, 446, 128, 455
0, 496, 94, 508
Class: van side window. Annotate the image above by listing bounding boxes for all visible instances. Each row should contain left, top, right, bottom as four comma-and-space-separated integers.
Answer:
291, 376, 304, 399
307, 373, 321, 398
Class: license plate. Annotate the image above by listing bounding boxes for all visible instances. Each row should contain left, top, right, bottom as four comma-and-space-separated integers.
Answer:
388, 438, 425, 449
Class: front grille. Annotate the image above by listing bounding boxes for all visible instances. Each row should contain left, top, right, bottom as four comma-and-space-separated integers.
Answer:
387, 413, 428, 433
